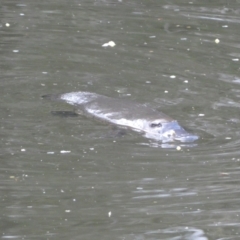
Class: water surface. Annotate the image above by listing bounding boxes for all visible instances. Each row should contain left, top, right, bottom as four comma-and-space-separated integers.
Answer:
1, 0, 240, 239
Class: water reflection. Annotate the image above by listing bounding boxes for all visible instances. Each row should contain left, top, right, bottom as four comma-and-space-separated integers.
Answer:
146, 227, 208, 240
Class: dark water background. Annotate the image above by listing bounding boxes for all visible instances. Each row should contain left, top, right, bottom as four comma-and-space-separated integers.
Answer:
1, 0, 240, 239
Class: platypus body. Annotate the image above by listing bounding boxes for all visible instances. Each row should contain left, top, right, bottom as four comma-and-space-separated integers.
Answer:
43, 91, 198, 143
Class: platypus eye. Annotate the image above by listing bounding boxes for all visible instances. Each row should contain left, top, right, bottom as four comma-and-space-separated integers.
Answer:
150, 122, 162, 128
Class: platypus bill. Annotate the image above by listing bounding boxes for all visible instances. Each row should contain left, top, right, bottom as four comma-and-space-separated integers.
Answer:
43, 91, 198, 143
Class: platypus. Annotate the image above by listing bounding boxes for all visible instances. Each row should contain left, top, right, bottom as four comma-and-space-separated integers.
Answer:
43, 91, 198, 143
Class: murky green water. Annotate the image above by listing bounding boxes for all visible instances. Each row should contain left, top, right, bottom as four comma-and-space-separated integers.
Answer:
1, 0, 240, 239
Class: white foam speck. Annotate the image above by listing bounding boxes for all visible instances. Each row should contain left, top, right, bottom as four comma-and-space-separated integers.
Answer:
60, 150, 71, 154
47, 152, 55, 154
102, 41, 116, 47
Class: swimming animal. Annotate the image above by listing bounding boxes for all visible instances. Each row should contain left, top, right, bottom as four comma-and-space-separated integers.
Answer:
43, 91, 198, 143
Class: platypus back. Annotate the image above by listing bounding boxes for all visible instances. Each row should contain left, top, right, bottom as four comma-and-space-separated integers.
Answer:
43, 91, 199, 143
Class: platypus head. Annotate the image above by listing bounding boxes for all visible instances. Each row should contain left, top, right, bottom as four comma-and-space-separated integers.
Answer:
147, 120, 198, 143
